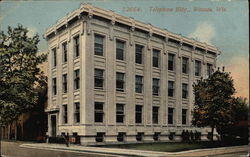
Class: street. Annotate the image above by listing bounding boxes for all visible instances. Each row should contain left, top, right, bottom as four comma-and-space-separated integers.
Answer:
1, 141, 248, 157
1, 141, 115, 157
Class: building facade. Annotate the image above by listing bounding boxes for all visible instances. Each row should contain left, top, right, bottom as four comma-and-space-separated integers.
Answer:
45, 4, 219, 145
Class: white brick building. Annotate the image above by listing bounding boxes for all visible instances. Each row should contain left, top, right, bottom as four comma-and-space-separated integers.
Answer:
45, 4, 219, 145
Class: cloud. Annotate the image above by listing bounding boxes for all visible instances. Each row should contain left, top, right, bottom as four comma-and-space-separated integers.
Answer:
218, 56, 249, 100
188, 21, 216, 44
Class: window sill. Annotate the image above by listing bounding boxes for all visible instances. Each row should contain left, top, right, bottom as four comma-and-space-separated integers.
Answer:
135, 124, 144, 126
195, 75, 201, 78
62, 93, 67, 96
152, 67, 160, 70
135, 63, 144, 67
74, 56, 80, 60
94, 88, 105, 91
74, 89, 80, 92
116, 123, 126, 126
135, 93, 144, 96
152, 94, 160, 97
167, 124, 175, 126
94, 123, 105, 126
116, 90, 126, 93
152, 124, 160, 126
168, 96, 176, 100
62, 62, 67, 66
116, 59, 126, 64
168, 70, 175, 73
61, 124, 71, 126
73, 123, 81, 126
94, 55, 105, 59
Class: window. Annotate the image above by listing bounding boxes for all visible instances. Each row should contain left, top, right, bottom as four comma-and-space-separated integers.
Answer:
168, 53, 175, 71
168, 107, 174, 124
153, 132, 160, 141
94, 34, 104, 56
135, 105, 143, 123
74, 102, 80, 123
63, 104, 68, 124
116, 104, 125, 123
96, 132, 105, 142
195, 60, 201, 76
73, 132, 80, 144
168, 81, 174, 97
74, 35, 80, 58
182, 83, 188, 99
136, 132, 144, 141
74, 69, 80, 90
152, 49, 160, 67
152, 78, 160, 96
117, 132, 126, 142
52, 77, 57, 95
135, 75, 143, 93
52, 48, 57, 67
182, 109, 187, 125
116, 72, 125, 92
95, 69, 104, 89
135, 45, 143, 64
182, 57, 189, 74
116, 40, 125, 60
207, 63, 213, 77
152, 106, 159, 124
95, 102, 104, 123
62, 42, 67, 63
62, 74, 67, 93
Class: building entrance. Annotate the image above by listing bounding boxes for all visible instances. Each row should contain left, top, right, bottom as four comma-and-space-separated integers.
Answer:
51, 115, 57, 137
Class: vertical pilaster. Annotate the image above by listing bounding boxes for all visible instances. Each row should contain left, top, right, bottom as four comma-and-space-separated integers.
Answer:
127, 27, 135, 125
85, 15, 94, 125
188, 46, 195, 125
106, 21, 115, 126
67, 28, 74, 125
175, 44, 182, 126
160, 39, 168, 126
145, 31, 152, 126
56, 31, 62, 126
80, 19, 87, 124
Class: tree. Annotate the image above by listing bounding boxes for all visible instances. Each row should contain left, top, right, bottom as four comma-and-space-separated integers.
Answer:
216, 97, 248, 142
192, 69, 236, 141
0, 24, 47, 126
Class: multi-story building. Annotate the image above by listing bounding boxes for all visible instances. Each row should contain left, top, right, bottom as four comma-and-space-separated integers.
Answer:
45, 4, 219, 145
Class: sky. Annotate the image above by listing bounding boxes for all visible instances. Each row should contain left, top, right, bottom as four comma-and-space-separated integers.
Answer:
0, 0, 249, 100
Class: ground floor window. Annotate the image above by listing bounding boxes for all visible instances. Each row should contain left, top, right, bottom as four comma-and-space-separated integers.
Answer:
182, 109, 187, 125
153, 132, 160, 141
136, 132, 144, 141
169, 132, 175, 140
73, 132, 80, 144
96, 132, 105, 142
117, 132, 126, 142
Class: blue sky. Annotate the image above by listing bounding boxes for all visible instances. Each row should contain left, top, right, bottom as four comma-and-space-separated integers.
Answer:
0, 0, 249, 99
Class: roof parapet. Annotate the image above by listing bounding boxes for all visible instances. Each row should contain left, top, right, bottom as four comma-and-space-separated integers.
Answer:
45, 4, 220, 55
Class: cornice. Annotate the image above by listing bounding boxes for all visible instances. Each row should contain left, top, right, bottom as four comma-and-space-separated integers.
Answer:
44, 3, 219, 55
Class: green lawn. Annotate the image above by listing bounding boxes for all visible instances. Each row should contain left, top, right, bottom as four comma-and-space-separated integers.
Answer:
100, 140, 247, 152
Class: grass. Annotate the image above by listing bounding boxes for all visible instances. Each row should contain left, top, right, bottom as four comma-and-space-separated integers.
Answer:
100, 140, 247, 152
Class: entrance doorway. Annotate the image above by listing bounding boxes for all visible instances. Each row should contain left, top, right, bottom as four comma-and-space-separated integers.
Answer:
51, 115, 57, 137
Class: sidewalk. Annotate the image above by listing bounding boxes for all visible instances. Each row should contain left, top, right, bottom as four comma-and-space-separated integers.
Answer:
20, 143, 248, 157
